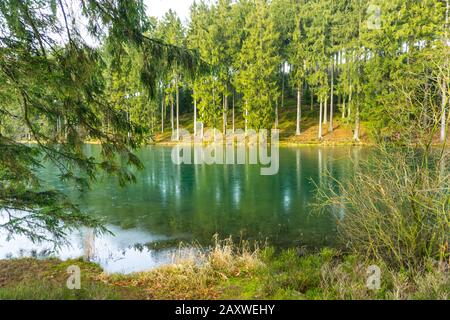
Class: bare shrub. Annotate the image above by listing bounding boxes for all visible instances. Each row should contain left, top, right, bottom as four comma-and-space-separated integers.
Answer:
316, 146, 449, 270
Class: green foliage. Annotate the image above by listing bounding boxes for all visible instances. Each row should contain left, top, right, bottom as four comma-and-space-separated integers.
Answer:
1, 0, 449, 246
193, 75, 222, 127
0, 0, 198, 242
235, 0, 281, 129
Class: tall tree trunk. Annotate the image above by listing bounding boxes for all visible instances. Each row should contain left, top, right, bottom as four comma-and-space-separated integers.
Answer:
245, 101, 248, 134
348, 87, 352, 118
318, 99, 323, 140
193, 89, 197, 137
200, 121, 204, 140
353, 4, 362, 143
161, 92, 165, 133
353, 104, 360, 142
323, 97, 328, 125
223, 93, 227, 134
337, 52, 341, 117
296, 85, 302, 135
170, 97, 174, 136
232, 91, 235, 134
150, 105, 154, 133
342, 96, 346, 119
329, 61, 334, 133
275, 99, 279, 130
338, 94, 342, 119
281, 63, 285, 109
175, 75, 180, 141
127, 109, 131, 139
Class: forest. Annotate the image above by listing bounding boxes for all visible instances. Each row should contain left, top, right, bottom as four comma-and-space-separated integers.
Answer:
1, 0, 449, 145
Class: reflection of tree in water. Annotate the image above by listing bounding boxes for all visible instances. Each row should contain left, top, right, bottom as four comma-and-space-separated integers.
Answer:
39, 146, 365, 250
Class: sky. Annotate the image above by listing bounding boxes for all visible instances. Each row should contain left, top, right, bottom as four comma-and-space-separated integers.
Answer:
145, 0, 195, 23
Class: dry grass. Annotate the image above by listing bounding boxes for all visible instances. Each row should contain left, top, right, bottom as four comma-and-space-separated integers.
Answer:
103, 236, 264, 300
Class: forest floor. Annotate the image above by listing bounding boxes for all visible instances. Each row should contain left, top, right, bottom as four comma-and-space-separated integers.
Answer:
1, 245, 448, 300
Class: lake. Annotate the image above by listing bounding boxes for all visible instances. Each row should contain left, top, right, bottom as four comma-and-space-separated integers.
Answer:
0, 146, 364, 273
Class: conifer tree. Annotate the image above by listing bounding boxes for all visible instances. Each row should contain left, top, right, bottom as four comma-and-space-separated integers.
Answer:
0, 0, 198, 241
235, 0, 281, 130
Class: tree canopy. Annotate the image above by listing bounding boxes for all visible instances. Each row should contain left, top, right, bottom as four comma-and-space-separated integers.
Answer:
0, 0, 199, 242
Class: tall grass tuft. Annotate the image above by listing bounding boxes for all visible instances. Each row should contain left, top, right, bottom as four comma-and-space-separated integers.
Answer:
105, 235, 264, 299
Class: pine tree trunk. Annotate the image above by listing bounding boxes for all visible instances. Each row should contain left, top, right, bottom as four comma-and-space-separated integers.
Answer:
127, 110, 131, 139
342, 96, 346, 119
329, 61, 334, 132
353, 104, 360, 142
201, 121, 204, 140
323, 97, 328, 125
318, 99, 323, 140
245, 101, 248, 133
275, 99, 279, 130
194, 89, 197, 137
161, 92, 165, 133
338, 52, 342, 119
353, 6, 362, 143
296, 85, 302, 135
232, 91, 235, 134
281, 63, 285, 109
223, 93, 227, 134
176, 76, 180, 141
170, 98, 174, 136
348, 88, 352, 118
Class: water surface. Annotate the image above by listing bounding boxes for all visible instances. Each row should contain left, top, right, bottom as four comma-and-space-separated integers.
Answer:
0, 146, 363, 273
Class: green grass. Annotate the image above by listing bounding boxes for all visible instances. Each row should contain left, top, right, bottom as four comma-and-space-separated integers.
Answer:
0, 258, 142, 300
0, 282, 123, 300
0, 242, 447, 300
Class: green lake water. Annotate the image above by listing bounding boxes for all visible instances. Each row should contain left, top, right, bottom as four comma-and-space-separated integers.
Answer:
0, 146, 364, 273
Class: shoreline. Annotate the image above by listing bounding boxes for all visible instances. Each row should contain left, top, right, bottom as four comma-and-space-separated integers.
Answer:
17, 140, 374, 147
0, 247, 447, 300
17, 139, 450, 148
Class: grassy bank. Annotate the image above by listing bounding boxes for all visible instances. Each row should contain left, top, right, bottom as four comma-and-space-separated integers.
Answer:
0, 240, 448, 300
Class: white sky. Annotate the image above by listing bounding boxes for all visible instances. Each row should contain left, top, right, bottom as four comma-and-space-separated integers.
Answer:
145, 0, 195, 23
